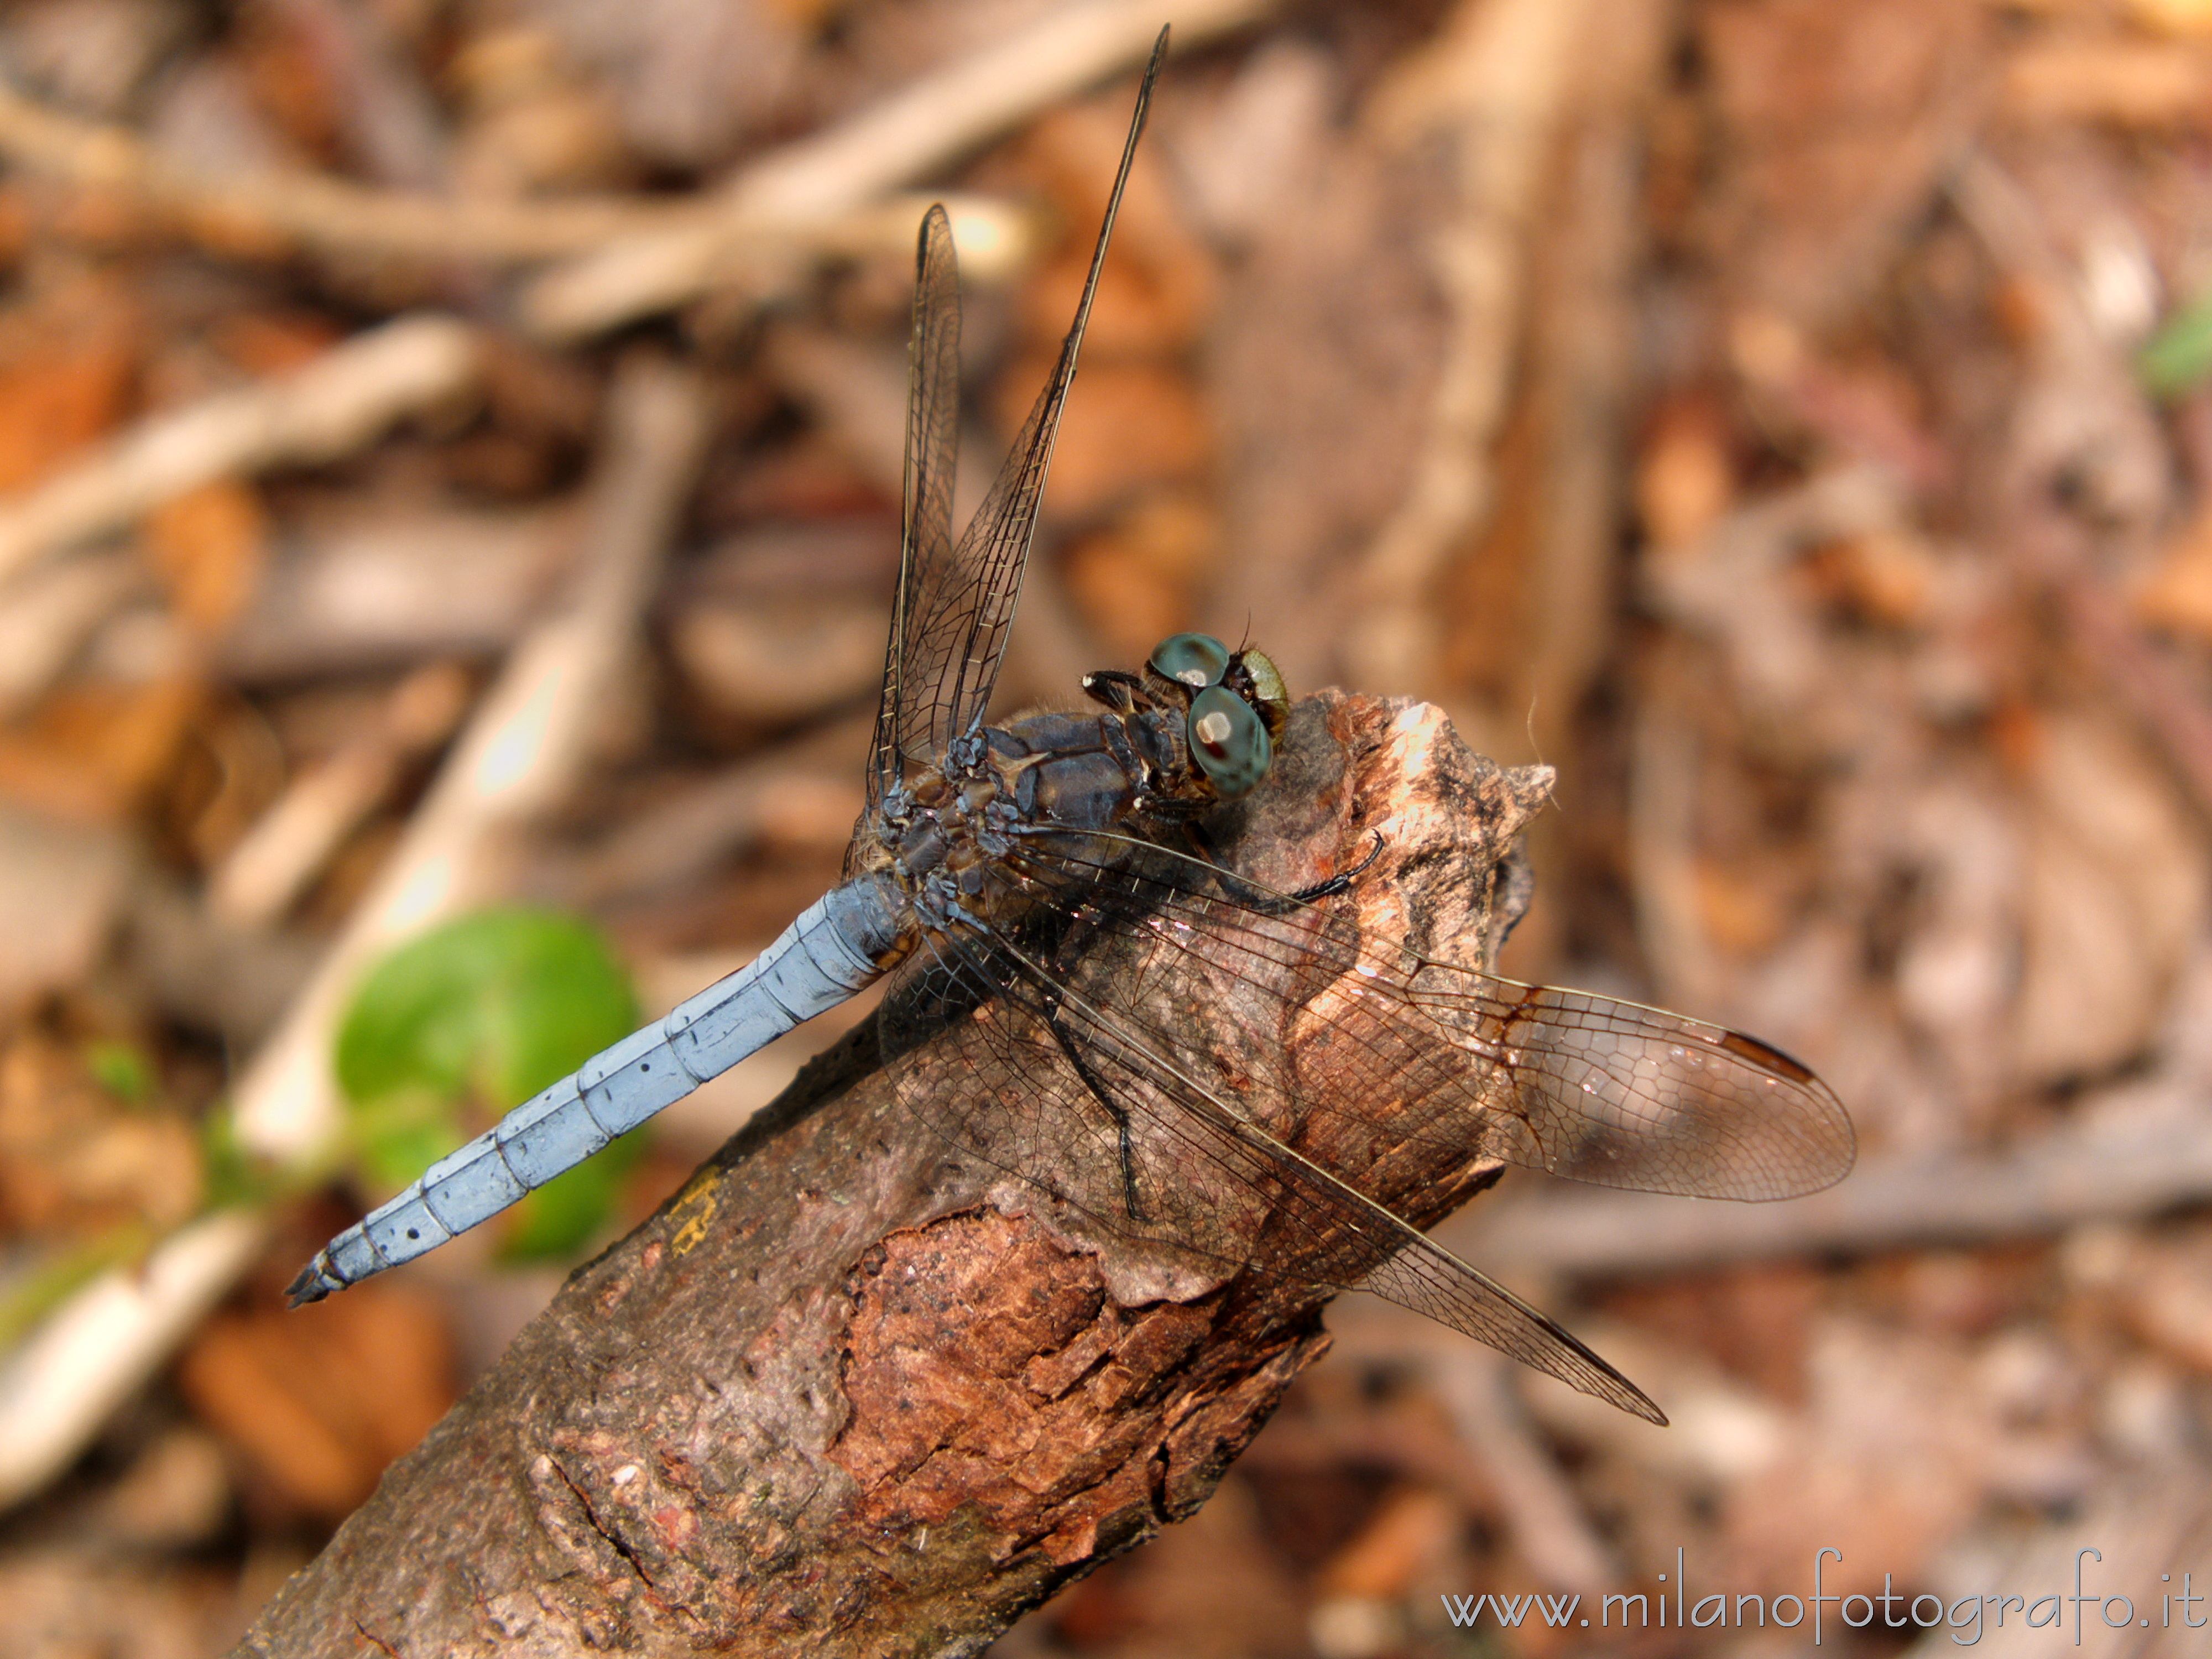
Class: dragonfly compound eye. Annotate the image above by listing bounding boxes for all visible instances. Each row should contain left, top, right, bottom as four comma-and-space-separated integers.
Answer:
1147, 632, 1232, 690
1187, 684, 1272, 797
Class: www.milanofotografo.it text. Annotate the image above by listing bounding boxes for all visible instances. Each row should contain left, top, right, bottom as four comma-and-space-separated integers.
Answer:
1441, 1549, 2208, 1645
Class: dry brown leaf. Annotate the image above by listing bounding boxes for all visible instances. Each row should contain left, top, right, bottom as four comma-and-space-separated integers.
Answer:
1636, 395, 1736, 555
1008, 103, 1217, 359
1316, 1486, 1459, 1600
143, 477, 268, 636
2132, 503, 2212, 641
0, 1027, 196, 1232
1061, 488, 1218, 665
0, 676, 203, 822
176, 1286, 455, 1520
0, 276, 141, 494
1811, 527, 1940, 627
208, 310, 343, 377
1693, 857, 1793, 957
995, 358, 1211, 523
2132, 0, 2212, 34
2012, 710, 2209, 1084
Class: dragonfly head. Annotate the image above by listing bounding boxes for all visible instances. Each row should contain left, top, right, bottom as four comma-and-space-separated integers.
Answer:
1141, 632, 1290, 801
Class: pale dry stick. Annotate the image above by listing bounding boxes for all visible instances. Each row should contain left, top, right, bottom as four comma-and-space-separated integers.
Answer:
1516, 0, 1668, 761
1428, 1347, 1623, 1594
1503, 0, 1672, 964
0, 314, 479, 588
1338, 0, 1593, 692
0, 79, 1031, 277
0, 550, 144, 716
1625, 680, 1724, 1017
0, 76, 675, 259
0, 357, 710, 1510
1457, 1099, 2212, 1277
0, 1209, 267, 1507
520, 0, 1274, 340
207, 661, 473, 928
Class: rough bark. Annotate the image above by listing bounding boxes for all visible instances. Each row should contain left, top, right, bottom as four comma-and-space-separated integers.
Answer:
233, 690, 1551, 1658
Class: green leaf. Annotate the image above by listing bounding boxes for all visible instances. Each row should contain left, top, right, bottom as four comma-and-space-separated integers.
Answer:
336, 908, 639, 1112
2140, 293, 2212, 398
497, 1131, 649, 1261
83, 1039, 154, 1105
333, 907, 644, 1259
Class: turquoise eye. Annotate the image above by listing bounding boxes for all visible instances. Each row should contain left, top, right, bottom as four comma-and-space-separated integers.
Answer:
1187, 685, 1272, 797
1148, 632, 1230, 690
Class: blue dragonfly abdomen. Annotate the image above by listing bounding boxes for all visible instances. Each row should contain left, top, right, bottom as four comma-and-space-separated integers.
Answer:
287, 875, 903, 1303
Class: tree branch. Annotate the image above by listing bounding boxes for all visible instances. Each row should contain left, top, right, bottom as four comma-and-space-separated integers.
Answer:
233, 690, 1551, 1657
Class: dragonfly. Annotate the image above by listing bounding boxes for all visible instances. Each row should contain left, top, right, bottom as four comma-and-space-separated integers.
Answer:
288, 29, 1853, 1423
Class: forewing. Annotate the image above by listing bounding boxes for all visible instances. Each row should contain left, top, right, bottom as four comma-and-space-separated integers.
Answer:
860, 203, 962, 823
889, 31, 1167, 771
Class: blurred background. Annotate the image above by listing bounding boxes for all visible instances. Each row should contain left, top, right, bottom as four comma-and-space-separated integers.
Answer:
3, 0, 2212, 1653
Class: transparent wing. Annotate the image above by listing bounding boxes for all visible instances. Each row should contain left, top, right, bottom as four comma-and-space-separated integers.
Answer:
1013, 836, 1857, 1203
859, 29, 1168, 826
860, 202, 961, 823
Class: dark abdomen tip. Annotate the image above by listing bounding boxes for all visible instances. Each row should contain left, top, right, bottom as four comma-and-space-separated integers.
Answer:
285, 1260, 337, 1307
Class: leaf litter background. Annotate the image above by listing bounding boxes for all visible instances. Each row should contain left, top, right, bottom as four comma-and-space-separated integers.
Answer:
6, 0, 2212, 1654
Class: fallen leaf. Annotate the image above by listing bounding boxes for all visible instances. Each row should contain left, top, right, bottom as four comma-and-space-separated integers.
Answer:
2133, 503, 2212, 641
1636, 394, 1736, 556
143, 478, 269, 637
995, 358, 1211, 523
2012, 709, 2209, 1084
1317, 1486, 1459, 1600
176, 1285, 454, 1520
0, 677, 204, 823
0, 274, 142, 493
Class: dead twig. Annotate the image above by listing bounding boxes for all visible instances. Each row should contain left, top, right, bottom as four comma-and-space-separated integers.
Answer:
519, 0, 1274, 340
229, 353, 711, 1163
0, 550, 145, 717
1339, 0, 1593, 692
1458, 1101, 2212, 1277
226, 694, 1543, 1657
0, 76, 670, 259
1428, 1348, 1622, 1592
0, 314, 481, 587
206, 661, 473, 928
0, 79, 1031, 279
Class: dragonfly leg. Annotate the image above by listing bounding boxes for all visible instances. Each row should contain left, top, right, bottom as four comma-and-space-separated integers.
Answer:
1174, 826, 1387, 913
1285, 830, 1385, 904
1039, 989, 1146, 1223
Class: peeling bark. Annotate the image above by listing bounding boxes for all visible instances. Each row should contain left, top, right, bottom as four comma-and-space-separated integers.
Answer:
233, 690, 1551, 1658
